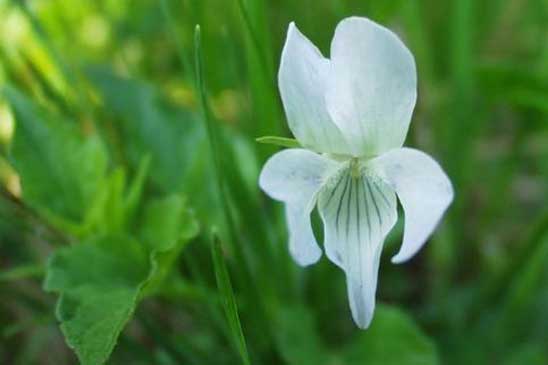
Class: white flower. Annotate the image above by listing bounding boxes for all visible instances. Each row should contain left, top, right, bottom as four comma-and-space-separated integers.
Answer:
259, 17, 454, 329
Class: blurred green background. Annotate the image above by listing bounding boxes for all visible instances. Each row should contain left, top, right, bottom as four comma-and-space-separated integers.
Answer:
0, 0, 547, 364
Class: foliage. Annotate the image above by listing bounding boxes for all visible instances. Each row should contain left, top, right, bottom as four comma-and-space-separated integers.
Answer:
0, 0, 547, 364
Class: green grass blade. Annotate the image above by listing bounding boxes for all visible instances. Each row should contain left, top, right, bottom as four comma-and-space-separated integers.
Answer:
0, 264, 44, 282
236, 0, 271, 76
194, 25, 235, 244
10, 0, 89, 113
193, 25, 248, 267
159, 0, 194, 82
194, 25, 222, 186
448, 0, 478, 185
498, 233, 548, 332
124, 154, 151, 225
236, 0, 281, 139
468, 209, 548, 327
210, 232, 251, 365
194, 24, 261, 307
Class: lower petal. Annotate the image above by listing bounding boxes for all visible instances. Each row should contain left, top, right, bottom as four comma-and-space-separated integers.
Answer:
318, 166, 397, 328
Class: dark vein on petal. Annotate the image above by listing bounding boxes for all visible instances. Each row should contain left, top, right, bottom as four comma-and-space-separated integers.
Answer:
324, 170, 345, 208
361, 177, 372, 246
356, 179, 361, 251
366, 179, 383, 227
345, 177, 354, 244
356, 179, 364, 296
335, 174, 351, 234
372, 182, 391, 208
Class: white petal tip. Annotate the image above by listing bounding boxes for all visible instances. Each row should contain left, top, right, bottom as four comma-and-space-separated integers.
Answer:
286, 22, 299, 38
290, 242, 322, 267
390, 254, 409, 264
356, 318, 373, 330
293, 254, 321, 267
352, 309, 375, 329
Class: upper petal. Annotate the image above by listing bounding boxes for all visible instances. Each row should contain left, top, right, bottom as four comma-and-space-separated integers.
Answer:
259, 149, 339, 265
278, 22, 350, 155
326, 17, 417, 156
369, 148, 454, 264
317, 165, 397, 328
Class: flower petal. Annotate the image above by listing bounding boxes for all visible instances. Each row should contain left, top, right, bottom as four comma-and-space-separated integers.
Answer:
259, 149, 339, 265
279, 22, 350, 155
318, 166, 397, 328
326, 17, 417, 156
369, 148, 454, 264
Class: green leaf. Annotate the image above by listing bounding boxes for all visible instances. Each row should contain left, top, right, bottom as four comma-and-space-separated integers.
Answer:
124, 155, 151, 225
276, 305, 438, 365
101, 168, 127, 233
139, 194, 200, 294
44, 235, 149, 365
87, 68, 221, 226
210, 232, 251, 365
82, 156, 151, 236
341, 305, 439, 365
86, 67, 200, 194
255, 136, 301, 148
44, 197, 199, 364
502, 343, 548, 365
275, 306, 328, 365
4, 86, 107, 228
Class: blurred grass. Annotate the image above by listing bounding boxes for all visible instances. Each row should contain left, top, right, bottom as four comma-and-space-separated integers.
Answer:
0, 0, 547, 364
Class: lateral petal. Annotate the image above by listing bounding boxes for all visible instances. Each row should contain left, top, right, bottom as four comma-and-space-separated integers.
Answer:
369, 148, 454, 264
259, 149, 339, 265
